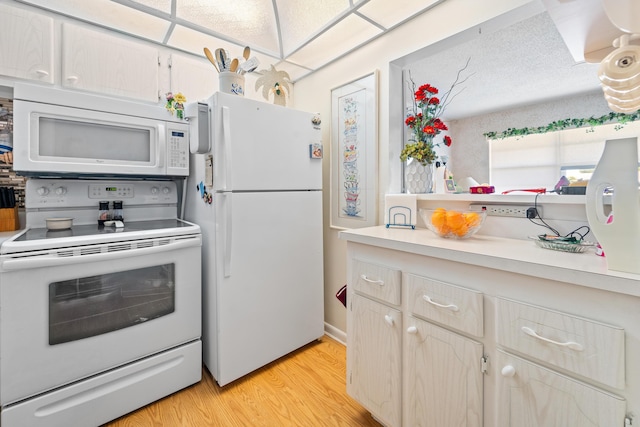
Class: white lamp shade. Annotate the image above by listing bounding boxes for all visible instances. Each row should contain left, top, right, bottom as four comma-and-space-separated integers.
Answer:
599, 42, 640, 113
603, 84, 640, 100
597, 44, 640, 88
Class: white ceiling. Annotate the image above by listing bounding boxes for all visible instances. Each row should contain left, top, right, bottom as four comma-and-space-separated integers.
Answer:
11, 0, 636, 119
14, 0, 446, 82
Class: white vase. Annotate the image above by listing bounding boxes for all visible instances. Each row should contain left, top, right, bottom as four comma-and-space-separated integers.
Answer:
585, 137, 640, 274
404, 158, 434, 194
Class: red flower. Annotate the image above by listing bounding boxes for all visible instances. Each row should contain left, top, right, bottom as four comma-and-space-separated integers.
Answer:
433, 118, 448, 131
415, 84, 439, 103
422, 125, 436, 135
402, 60, 471, 166
418, 84, 438, 95
402, 75, 465, 165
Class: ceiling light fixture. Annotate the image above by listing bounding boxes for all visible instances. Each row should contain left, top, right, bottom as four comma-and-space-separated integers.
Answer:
598, 33, 640, 113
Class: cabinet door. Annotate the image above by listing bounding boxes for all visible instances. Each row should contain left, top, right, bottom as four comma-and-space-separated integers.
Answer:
347, 294, 401, 427
497, 350, 626, 427
0, 4, 53, 83
169, 54, 216, 104
405, 316, 483, 427
62, 23, 159, 102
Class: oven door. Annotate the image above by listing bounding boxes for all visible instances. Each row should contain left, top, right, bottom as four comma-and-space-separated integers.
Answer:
0, 234, 201, 405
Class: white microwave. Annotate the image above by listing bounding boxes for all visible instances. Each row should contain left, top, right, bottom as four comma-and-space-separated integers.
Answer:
12, 84, 189, 177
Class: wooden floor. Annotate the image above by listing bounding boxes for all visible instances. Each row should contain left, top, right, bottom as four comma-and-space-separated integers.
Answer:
102, 336, 381, 426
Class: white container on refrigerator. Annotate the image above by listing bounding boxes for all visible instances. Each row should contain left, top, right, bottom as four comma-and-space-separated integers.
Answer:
185, 92, 324, 386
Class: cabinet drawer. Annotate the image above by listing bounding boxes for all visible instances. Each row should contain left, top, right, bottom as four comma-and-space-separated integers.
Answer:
406, 274, 483, 337
497, 350, 626, 427
351, 259, 401, 305
496, 297, 625, 389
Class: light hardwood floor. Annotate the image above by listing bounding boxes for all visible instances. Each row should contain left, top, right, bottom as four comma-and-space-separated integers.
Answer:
102, 336, 381, 426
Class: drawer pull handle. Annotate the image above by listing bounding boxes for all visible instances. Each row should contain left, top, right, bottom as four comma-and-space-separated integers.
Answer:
521, 326, 584, 351
360, 274, 384, 286
35, 69, 49, 77
384, 314, 394, 327
423, 295, 459, 312
407, 326, 418, 334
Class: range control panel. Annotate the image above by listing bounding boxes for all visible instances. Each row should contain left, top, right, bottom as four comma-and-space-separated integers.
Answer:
89, 184, 135, 199
26, 179, 177, 208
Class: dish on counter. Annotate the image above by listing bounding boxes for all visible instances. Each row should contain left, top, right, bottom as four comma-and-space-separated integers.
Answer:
528, 235, 595, 253
45, 217, 73, 230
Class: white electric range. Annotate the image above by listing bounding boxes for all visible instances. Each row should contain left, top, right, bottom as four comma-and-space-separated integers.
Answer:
0, 178, 202, 427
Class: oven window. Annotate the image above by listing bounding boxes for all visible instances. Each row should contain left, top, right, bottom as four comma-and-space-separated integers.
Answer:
49, 264, 175, 345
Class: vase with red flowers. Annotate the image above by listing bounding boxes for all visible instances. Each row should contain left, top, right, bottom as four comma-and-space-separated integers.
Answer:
401, 60, 471, 193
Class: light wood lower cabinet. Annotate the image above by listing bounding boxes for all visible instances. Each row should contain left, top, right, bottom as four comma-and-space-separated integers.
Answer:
496, 350, 626, 426
347, 293, 401, 427
405, 316, 483, 427
344, 241, 632, 427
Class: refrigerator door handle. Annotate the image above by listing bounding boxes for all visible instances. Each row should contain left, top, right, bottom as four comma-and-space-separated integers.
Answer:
222, 192, 233, 277
221, 106, 233, 192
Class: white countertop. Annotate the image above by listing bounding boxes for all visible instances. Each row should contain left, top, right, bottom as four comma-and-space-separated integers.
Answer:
0, 230, 21, 245
339, 226, 640, 298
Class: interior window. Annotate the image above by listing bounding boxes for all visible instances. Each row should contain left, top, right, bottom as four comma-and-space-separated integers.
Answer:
489, 121, 640, 193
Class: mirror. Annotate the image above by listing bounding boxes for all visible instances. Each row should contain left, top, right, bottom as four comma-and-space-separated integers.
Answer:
392, 5, 617, 191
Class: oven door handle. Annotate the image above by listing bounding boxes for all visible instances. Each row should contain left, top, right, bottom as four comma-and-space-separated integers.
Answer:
0, 237, 200, 271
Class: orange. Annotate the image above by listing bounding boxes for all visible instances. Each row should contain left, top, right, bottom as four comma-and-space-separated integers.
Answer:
464, 212, 481, 228
453, 223, 469, 237
431, 208, 448, 234
445, 210, 465, 230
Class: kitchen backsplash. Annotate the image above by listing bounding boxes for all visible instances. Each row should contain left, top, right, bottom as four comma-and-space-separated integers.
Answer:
416, 196, 593, 242
0, 96, 25, 208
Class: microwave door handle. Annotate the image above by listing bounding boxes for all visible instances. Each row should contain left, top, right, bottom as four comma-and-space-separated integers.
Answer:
222, 192, 233, 277
0, 238, 200, 271
158, 122, 166, 170
221, 106, 232, 192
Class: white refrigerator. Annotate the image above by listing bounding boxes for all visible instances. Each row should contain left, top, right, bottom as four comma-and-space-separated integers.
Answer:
184, 92, 324, 386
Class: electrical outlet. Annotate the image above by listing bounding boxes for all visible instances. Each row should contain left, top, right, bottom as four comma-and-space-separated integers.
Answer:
469, 204, 540, 218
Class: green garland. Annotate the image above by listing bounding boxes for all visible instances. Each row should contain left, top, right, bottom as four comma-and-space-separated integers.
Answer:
483, 110, 640, 140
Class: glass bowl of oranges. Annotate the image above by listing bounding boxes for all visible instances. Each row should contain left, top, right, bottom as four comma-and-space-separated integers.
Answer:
419, 208, 486, 239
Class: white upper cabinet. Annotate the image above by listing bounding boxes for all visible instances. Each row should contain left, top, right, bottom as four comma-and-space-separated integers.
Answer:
61, 23, 159, 102
168, 54, 216, 104
0, 3, 54, 83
